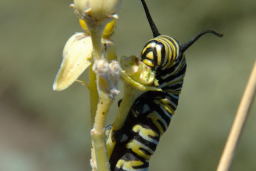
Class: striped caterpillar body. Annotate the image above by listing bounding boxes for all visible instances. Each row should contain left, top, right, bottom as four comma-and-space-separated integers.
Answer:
110, 35, 186, 171
109, 0, 223, 170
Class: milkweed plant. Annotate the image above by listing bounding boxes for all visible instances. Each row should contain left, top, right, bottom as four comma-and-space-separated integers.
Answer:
53, 0, 156, 170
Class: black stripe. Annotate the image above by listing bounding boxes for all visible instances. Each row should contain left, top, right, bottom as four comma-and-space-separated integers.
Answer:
166, 82, 183, 89
152, 45, 158, 68
133, 134, 157, 152
157, 119, 167, 132
150, 101, 171, 125
141, 47, 154, 61
165, 36, 179, 53
154, 41, 165, 66
138, 93, 173, 120
160, 42, 166, 67
139, 146, 152, 156
139, 117, 162, 136
159, 63, 187, 84
161, 37, 178, 67
127, 149, 149, 163
165, 94, 179, 107
157, 55, 184, 75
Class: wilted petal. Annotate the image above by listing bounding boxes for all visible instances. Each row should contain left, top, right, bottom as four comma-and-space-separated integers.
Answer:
53, 32, 92, 91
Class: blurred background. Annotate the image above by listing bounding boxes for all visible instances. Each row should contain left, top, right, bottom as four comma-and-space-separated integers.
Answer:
0, 0, 255, 170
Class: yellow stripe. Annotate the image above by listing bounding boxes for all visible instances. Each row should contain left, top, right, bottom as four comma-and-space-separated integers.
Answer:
145, 42, 155, 50
162, 35, 179, 57
160, 57, 185, 80
147, 112, 165, 135
154, 38, 166, 68
127, 140, 151, 160
161, 35, 180, 69
153, 99, 174, 117
132, 125, 159, 144
160, 98, 175, 114
142, 59, 154, 67
133, 124, 158, 138
146, 51, 154, 60
155, 37, 174, 69
116, 159, 145, 170
156, 44, 162, 66
165, 41, 174, 69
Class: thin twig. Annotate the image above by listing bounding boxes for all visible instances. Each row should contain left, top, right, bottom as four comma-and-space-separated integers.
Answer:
216, 61, 256, 171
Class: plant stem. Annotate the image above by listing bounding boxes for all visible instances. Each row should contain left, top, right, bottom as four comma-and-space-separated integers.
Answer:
91, 93, 112, 171
89, 67, 98, 125
89, 24, 111, 171
216, 61, 256, 171
112, 86, 138, 131
91, 26, 104, 60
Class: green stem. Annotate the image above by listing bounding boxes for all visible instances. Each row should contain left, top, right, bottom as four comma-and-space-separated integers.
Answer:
91, 26, 104, 60
89, 67, 98, 125
91, 93, 112, 171
112, 85, 138, 131
89, 24, 111, 171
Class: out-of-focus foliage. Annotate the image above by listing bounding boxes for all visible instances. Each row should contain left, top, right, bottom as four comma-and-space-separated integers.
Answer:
0, 0, 255, 171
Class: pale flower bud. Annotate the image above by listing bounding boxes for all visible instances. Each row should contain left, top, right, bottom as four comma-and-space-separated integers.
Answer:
73, 0, 121, 22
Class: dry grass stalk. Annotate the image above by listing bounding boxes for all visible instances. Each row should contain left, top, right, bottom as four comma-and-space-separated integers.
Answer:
216, 61, 256, 171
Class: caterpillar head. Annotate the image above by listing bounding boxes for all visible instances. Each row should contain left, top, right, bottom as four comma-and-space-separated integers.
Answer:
140, 0, 223, 71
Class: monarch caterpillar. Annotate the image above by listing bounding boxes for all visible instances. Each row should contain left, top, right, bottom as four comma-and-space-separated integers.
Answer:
109, 0, 223, 170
